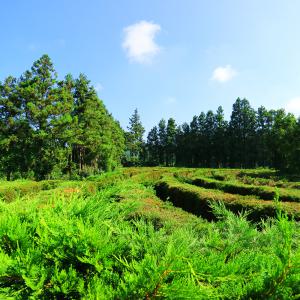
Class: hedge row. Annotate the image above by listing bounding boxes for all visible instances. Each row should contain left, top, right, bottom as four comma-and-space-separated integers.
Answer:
155, 177, 300, 222
0, 180, 97, 202
0, 181, 62, 202
187, 176, 300, 203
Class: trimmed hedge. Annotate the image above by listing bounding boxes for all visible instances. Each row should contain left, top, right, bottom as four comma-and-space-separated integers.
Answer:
155, 177, 300, 222
0, 181, 44, 202
188, 176, 300, 203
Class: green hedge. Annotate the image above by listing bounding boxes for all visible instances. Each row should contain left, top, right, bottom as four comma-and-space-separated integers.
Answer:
0, 181, 44, 202
189, 176, 300, 203
155, 177, 300, 221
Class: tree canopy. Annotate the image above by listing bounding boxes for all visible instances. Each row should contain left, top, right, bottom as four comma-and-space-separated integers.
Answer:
1, 56, 300, 179
0, 55, 125, 180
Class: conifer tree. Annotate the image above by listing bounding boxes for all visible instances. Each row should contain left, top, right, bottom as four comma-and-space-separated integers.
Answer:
229, 98, 256, 168
158, 119, 167, 165
0, 55, 125, 179
125, 109, 145, 165
146, 126, 160, 165
166, 118, 177, 166
214, 106, 228, 167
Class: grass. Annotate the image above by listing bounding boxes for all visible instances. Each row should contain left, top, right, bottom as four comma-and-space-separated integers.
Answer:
0, 167, 300, 299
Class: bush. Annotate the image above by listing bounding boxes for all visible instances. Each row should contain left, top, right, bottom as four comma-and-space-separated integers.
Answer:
155, 176, 300, 222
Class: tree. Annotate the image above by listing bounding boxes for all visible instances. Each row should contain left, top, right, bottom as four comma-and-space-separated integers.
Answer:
71, 74, 125, 174
158, 119, 167, 165
269, 109, 297, 171
229, 98, 256, 168
214, 106, 228, 167
125, 109, 145, 166
17, 55, 65, 179
166, 118, 177, 166
146, 126, 160, 165
175, 123, 190, 166
189, 116, 200, 166
0, 76, 32, 179
0, 55, 125, 179
204, 110, 215, 166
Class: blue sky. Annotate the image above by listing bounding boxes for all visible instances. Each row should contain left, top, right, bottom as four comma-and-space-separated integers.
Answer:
1, 0, 300, 132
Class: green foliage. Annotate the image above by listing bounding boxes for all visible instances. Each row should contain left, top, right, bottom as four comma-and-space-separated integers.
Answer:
143, 98, 300, 173
190, 176, 300, 203
125, 108, 145, 166
0, 172, 299, 299
0, 168, 300, 298
156, 175, 300, 221
0, 55, 125, 180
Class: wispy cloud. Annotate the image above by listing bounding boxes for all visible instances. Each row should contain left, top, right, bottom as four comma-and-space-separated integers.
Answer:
285, 97, 300, 116
211, 65, 237, 82
122, 21, 161, 64
94, 83, 103, 92
165, 96, 177, 104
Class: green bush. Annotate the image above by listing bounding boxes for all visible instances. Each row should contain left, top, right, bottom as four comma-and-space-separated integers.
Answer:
0, 182, 299, 299
155, 176, 300, 221
190, 176, 300, 203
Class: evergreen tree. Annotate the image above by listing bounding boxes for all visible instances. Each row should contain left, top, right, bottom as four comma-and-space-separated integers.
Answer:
0, 76, 32, 179
256, 106, 273, 167
166, 118, 177, 166
269, 109, 297, 171
0, 55, 125, 179
72, 74, 125, 173
175, 123, 190, 166
229, 98, 256, 168
146, 126, 160, 165
18, 55, 67, 179
204, 110, 215, 166
196, 112, 206, 166
214, 106, 228, 167
125, 109, 145, 166
158, 119, 167, 165
189, 116, 200, 166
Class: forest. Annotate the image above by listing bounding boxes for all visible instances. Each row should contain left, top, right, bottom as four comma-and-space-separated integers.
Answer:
1, 56, 300, 299
1, 56, 300, 181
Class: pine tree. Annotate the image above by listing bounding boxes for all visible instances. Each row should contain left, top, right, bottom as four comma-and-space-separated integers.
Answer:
72, 74, 125, 173
166, 118, 177, 166
0, 55, 125, 179
125, 109, 145, 166
0, 76, 32, 179
214, 106, 228, 167
146, 126, 160, 165
18, 55, 63, 179
158, 119, 167, 165
229, 98, 256, 168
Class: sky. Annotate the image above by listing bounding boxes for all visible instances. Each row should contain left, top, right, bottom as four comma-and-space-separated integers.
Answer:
1, 0, 300, 132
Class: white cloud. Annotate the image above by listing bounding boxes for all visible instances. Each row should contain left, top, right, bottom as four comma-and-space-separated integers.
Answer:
211, 65, 237, 82
122, 21, 161, 64
165, 96, 177, 104
285, 97, 300, 116
95, 83, 103, 92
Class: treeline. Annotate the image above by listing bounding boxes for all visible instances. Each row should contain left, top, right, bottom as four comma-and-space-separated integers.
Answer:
126, 100, 300, 172
1, 55, 300, 180
0, 55, 124, 180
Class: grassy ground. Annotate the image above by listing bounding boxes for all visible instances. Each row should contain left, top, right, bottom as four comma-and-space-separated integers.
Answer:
0, 167, 300, 299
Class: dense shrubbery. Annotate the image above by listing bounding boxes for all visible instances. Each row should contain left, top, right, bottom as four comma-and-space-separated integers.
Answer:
0, 172, 300, 299
189, 176, 300, 203
1, 168, 300, 298
155, 175, 300, 221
